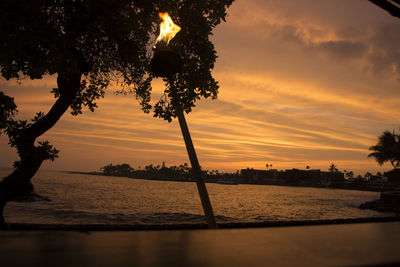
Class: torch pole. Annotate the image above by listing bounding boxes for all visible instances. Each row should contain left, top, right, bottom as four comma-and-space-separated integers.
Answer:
168, 76, 217, 229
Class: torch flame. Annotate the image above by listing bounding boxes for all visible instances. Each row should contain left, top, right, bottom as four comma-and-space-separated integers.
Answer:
156, 12, 181, 46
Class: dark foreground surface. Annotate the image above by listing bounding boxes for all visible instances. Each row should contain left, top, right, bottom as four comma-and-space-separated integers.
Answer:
1, 221, 400, 267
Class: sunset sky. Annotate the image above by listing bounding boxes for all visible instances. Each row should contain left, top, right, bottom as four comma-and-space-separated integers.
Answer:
1, 0, 400, 175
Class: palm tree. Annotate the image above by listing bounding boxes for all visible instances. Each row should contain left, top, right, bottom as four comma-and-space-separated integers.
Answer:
345, 171, 354, 179
368, 130, 400, 169
329, 163, 338, 173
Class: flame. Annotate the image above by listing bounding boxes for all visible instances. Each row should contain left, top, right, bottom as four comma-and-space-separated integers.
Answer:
156, 12, 181, 45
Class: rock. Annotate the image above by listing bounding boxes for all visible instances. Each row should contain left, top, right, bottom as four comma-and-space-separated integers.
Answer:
359, 191, 400, 213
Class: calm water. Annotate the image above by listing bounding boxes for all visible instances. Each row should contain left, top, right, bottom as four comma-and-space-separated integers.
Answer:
1, 169, 393, 225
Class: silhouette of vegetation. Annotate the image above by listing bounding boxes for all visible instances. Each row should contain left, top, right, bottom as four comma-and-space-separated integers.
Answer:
329, 163, 339, 173
148, 1, 234, 122
87, 162, 399, 192
0, 0, 234, 225
101, 164, 135, 177
368, 130, 400, 169
97, 162, 238, 182
384, 169, 400, 185
345, 170, 354, 179
368, 130, 400, 185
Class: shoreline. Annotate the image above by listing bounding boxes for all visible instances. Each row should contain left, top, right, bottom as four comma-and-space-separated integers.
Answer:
65, 171, 393, 193
3, 216, 400, 231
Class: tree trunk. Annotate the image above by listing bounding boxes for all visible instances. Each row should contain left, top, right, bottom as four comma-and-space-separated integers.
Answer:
0, 71, 82, 226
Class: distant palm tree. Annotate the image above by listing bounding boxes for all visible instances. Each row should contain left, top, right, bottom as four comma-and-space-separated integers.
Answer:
329, 163, 338, 173
368, 130, 400, 169
345, 171, 354, 179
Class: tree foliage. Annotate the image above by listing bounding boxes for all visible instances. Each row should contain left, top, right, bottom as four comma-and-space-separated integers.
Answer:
0, 0, 159, 169
368, 130, 400, 169
1, 0, 154, 107
0, 91, 17, 130
329, 163, 338, 173
131, 1, 234, 121
101, 163, 135, 177
0, 0, 234, 224
0, 0, 234, 162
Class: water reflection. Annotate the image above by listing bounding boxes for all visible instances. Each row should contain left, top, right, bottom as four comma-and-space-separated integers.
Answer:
1, 169, 391, 225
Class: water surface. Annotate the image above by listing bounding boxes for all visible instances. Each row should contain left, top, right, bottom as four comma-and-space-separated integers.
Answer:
1, 169, 391, 225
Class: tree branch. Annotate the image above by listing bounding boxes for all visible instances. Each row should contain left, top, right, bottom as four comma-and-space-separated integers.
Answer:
393, 0, 400, 7
24, 72, 82, 141
368, 0, 400, 19
390, 159, 398, 169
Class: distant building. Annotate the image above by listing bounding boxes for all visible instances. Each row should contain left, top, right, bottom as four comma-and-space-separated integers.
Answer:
282, 168, 345, 186
240, 168, 344, 187
240, 169, 281, 184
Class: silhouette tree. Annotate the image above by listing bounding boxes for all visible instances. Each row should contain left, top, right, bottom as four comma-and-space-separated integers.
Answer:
368, 130, 400, 169
101, 163, 134, 177
329, 163, 338, 173
345, 171, 354, 179
147, 1, 234, 122
0, 0, 159, 225
364, 172, 373, 181
0, 0, 234, 225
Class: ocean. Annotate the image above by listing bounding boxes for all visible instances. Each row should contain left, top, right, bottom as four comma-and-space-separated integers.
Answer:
1, 168, 393, 225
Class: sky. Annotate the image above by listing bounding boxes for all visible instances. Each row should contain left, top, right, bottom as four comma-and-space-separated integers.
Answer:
1, 0, 400, 174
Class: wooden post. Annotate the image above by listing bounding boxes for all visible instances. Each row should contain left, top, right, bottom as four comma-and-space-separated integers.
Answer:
169, 77, 218, 229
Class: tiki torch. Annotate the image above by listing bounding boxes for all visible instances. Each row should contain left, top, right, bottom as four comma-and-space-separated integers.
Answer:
151, 12, 217, 229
